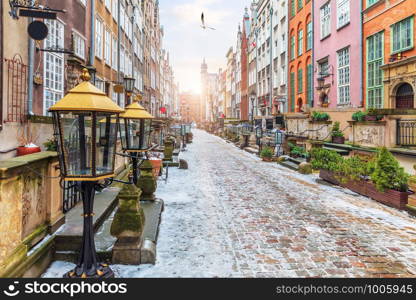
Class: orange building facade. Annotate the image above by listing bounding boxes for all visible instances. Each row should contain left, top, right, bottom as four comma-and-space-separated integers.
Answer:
363, 0, 416, 109
288, 0, 313, 112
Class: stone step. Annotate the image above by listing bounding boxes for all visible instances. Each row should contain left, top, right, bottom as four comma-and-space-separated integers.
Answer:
323, 146, 350, 156
54, 187, 120, 252
244, 147, 259, 155
279, 160, 299, 171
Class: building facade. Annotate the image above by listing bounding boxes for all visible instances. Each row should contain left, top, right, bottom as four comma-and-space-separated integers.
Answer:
313, 0, 362, 109
363, 0, 416, 109
288, 0, 313, 112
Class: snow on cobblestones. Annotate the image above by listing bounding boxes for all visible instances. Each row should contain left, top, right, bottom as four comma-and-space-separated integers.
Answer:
44, 130, 416, 278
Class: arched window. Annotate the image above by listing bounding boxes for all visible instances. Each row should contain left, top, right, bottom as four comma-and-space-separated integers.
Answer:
396, 83, 414, 109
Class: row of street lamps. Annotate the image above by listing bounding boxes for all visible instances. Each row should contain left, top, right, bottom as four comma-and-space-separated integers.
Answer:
49, 69, 155, 278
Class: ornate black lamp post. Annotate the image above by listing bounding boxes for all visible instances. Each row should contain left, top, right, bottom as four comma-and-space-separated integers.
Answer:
119, 95, 154, 185
256, 126, 263, 153
123, 76, 135, 105
181, 124, 187, 148
49, 69, 124, 278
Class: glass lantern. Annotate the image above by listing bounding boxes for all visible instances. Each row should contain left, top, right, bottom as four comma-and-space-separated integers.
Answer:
119, 100, 154, 152
50, 73, 123, 181
256, 126, 263, 139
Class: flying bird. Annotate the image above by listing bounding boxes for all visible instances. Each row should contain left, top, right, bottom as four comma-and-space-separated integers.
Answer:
201, 12, 216, 30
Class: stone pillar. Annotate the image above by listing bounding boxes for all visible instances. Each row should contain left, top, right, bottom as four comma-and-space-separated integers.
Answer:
163, 138, 174, 162
110, 184, 145, 264
137, 160, 157, 201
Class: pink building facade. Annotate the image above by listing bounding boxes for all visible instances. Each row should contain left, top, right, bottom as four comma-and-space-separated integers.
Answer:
313, 0, 362, 109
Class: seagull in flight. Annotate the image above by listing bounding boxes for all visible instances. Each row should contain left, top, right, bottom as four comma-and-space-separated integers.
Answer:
201, 12, 216, 30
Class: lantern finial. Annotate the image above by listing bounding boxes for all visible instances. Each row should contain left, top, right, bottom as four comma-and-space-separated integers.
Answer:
80, 68, 91, 82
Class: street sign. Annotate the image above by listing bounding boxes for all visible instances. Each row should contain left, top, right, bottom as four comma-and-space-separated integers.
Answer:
19, 9, 57, 19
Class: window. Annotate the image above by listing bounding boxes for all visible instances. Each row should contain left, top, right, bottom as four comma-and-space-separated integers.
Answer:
298, 29, 303, 56
319, 59, 329, 77
72, 32, 85, 59
290, 35, 295, 60
95, 18, 103, 58
291, 0, 296, 17
104, 29, 111, 64
120, 46, 125, 73
281, 33, 286, 53
95, 77, 105, 92
112, 0, 117, 19
44, 20, 64, 115
320, 2, 331, 39
297, 69, 303, 93
290, 72, 295, 111
112, 36, 118, 70
367, 31, 384, 108
337, 47, 350, 104
297, 0, 303, 10
307, 64, 313, 106
367, 0, 380, 8
306, 22, 312, 50
337, 0, 350, 29
105, 0, 111, 11
391, 16, 414, 54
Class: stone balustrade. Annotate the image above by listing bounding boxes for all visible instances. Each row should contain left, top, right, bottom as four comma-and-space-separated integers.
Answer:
0, 151, 64, 277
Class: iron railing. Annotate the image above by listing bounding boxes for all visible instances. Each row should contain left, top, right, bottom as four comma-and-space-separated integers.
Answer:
397, 119, 416, 146
2, 55, 28, 123
63, 181, 81, 213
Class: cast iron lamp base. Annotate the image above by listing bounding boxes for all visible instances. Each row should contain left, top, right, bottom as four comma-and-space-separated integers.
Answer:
64, 263, 114, 279
63, 182, 115, 279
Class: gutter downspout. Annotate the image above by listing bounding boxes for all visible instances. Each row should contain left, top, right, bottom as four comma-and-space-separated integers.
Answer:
311, 0, 315, 108
27, 1, 35, 115
89, 0, 95, 82
359, 0, 364, 108
269, 6, 273, 119
0, 0, 3, 130
117, 0, 121, 107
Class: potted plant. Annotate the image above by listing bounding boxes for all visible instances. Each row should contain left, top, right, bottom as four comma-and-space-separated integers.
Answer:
260, 147, 274, 162
331, 121, 345, 144
16, 126, 41, 157
311, 148, 344, 184
352, 111, 366, 122
369, 147, 410, 209
311, 111, 330, 122
43, 138, 57, 152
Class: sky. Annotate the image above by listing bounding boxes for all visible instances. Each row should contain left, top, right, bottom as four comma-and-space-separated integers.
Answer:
159, 0, 250, 94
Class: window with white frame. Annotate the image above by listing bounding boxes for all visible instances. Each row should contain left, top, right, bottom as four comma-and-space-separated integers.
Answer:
95, 77, 105, 92
72, 32, 85, 59
44, 19, 64, 116
112, 36, 118, 70
105, 0, 111, 11
112, 0, 117, 19
337, 47, 350, 104
337, 0, 350, 29
320, 2, 331, 39
104, 29, 111, 64
120, 46, 125, 73
95, 17, 103, 58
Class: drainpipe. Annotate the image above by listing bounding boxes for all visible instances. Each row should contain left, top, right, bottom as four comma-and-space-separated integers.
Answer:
311, 0, 315, 108
117, 0, 121, 106
89, 0, 95, 81
27, 2, 35, 115
0, 0, 3, 129
359, 0, 364, 108
269, 6, 273, 118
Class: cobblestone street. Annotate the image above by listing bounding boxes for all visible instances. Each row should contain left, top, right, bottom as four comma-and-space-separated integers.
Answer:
45, 130, 416, 278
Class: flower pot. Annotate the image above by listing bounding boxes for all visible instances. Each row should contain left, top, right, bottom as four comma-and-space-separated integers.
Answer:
262, 157, 273, 162
365, 182, 409, 210
319, 170, 340, 185
149, 159, 162, 178
331, 136, 345, 144
16, 146, 41, 157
